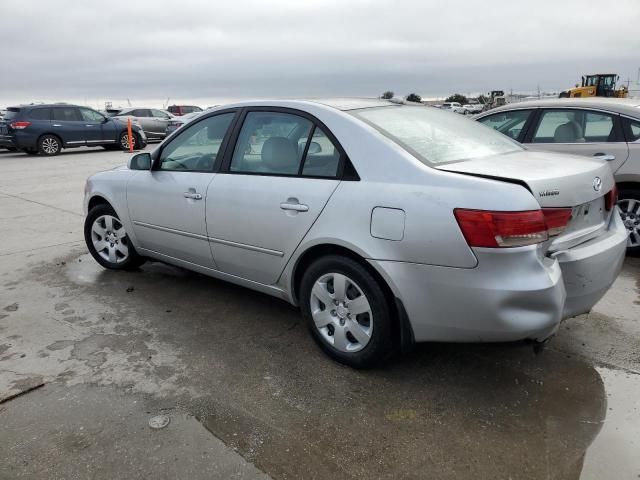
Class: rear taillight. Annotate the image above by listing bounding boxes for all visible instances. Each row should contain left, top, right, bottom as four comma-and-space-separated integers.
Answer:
604, 184, 618, 211
454, 208, 573, 248
9, 121, 31, 129
542, 208, 573, 237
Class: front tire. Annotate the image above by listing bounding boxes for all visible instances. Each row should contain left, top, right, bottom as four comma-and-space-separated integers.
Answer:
119, 131, 141, 151
38, 135, 61, 156
299, 255, 394, 368
84, 204, 145, 270
618, 187, 640, 256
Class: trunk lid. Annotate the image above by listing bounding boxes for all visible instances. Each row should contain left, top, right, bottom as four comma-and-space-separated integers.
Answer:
436, 150, 614, 208
437, 150, 617, 251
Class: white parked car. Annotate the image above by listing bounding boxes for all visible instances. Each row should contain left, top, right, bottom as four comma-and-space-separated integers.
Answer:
463, 104, 484, 114
475, 97, 640, 254
441, 102, 465, 114
83, 99, 627, 367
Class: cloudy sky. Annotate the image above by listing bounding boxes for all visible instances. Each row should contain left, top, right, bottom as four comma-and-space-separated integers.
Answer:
1, 0, 638, 108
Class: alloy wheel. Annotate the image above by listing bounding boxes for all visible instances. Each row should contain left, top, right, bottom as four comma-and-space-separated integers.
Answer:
90, 215, 129, 264
310, 273, 373, 353
42, 137, 59, 154
120, 134, 136, 149
618, 198, 640, 247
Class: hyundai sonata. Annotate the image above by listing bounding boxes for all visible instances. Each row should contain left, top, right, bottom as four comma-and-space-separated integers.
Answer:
83, 99, 627, 367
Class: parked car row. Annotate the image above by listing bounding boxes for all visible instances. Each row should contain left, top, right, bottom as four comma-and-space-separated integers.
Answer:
474, 97, 640, 254
0, 104, 147, 155
83, 98, 626, 367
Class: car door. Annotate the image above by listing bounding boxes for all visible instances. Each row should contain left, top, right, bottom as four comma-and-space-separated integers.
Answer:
79, 107, 109, 144
206, 109, 342, 285
126, 111, 237, 267
476, 109, 536, 142
150, 109, 172, 138
51, 106, 86, 145
524, 108, 629, 172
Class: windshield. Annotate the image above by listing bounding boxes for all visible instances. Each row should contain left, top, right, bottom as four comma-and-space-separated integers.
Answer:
352, 106, 522, 165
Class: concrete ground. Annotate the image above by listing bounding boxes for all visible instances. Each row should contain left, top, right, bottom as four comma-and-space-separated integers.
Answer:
0, 146, 638, 480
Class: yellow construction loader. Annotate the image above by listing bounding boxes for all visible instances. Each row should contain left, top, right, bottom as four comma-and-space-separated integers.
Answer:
559, 73, 628, 98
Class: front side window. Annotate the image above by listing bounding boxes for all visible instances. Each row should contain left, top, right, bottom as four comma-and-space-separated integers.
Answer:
151, 109, 170, 119
352, 106, 521, 165
159, 113, 234, 171
80, 108, 105, 122
477, 110, 532, 141
230, 112, 313, 175
53, 107, 82, 122
532, 109, 615, 143
131, 109, 151, 117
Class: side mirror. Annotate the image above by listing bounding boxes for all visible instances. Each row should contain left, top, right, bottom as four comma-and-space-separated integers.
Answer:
307, 141, 322, 155
128, 152, 151, 170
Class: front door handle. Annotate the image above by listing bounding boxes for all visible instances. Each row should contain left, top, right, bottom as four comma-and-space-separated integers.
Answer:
594, 152, 616, 162
183, 192, 202, 200
280, 198, 309, 212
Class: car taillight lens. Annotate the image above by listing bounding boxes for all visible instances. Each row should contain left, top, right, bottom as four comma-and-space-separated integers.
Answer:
9, 121, 31, 129
604, 184, 618, 211
454, 208, 573, 248
542, 208, 573, 237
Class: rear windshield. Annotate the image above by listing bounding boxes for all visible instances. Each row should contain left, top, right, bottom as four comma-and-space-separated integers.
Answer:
351, 105, 522, 165
3, 108, 21, 120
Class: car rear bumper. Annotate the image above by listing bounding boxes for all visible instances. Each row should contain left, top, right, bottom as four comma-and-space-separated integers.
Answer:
555, 210, 627, 318
0, 135, 16, 148
369, 211, 626, 343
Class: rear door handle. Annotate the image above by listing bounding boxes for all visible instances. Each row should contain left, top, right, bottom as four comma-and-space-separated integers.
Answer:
183, 192, 202, 200
594, 152, 616, 162
280, 200, 309, 212
52, 124, 62, 127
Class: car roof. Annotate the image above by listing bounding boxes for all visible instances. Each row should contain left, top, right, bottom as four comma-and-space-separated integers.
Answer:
213, 98, 406, 112
484, 97, 640, 117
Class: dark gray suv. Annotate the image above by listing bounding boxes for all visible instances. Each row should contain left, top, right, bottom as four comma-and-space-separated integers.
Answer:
0, 104, 147, 156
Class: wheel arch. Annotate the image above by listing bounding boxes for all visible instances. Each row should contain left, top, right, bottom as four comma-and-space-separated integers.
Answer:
290, 242, 415, 352
616, 181, 640, 194
87, 194, 112, 212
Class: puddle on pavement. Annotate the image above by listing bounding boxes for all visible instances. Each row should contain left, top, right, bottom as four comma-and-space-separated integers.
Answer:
581, 367, 640, 480
196, 344, 609, 480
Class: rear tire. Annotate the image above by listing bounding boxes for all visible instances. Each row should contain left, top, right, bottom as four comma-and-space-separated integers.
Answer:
84, 203, 146, 270
617, 187, 640, 256
38, 135, 61, 156
299, 255, 395, 368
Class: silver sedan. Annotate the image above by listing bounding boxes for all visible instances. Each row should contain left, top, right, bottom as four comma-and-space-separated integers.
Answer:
475, 97, 640, 254
83, 99, 627, 367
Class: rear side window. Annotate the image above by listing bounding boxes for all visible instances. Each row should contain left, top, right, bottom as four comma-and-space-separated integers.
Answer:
477, 110, 532, 141
230, 111, 313, 175
53, 107, 82, 122
30, 108, 51, 120
301, 127, 340, 177
623, 118, 640, 142
3, 108, 21, 120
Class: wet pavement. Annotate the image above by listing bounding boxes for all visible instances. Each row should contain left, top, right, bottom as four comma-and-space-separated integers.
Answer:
1, 147, 639, 479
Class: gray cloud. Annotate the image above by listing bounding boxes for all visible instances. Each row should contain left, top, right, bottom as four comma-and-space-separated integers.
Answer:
1, 0, 639, 107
